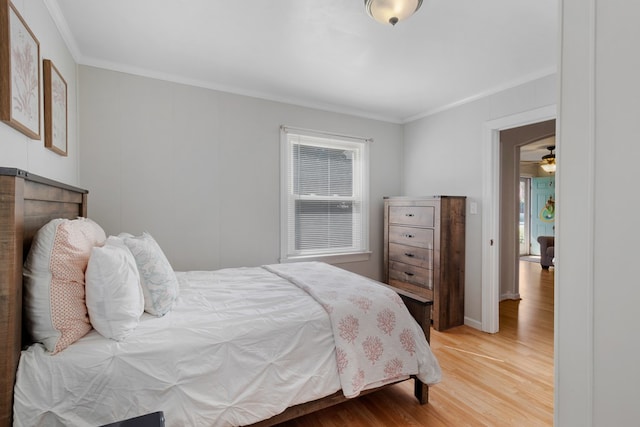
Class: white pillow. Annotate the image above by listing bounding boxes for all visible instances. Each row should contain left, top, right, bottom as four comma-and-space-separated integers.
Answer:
86, 236, 144, 340
121, 232, 178, 316
23, 218, 107, 353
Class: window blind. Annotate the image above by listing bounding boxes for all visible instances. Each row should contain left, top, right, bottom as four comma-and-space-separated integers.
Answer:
280, 127, 370, 261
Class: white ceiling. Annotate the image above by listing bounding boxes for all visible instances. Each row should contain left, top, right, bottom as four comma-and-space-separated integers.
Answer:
521, 136, 555, 162
46, 0, 558, 123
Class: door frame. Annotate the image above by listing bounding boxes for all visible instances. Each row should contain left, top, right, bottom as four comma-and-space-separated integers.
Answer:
530, 176, 556, 255
519, 177, 531, 256
481, 104, 557, 333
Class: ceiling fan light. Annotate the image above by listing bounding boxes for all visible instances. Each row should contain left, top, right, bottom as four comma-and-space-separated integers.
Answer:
365, 0, 423, 26
540, 145, 556, 173
540, 161, 556, 173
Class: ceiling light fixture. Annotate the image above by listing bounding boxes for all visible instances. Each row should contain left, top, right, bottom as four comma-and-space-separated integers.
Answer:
364, 0, 423, 26
540, 146, 556, 173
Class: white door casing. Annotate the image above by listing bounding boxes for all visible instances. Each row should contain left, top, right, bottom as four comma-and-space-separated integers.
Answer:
481, 105, 557, 333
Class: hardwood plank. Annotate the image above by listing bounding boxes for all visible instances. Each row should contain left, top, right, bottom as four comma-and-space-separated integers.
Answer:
0, 175, 23, 427
278, 260, 554, 426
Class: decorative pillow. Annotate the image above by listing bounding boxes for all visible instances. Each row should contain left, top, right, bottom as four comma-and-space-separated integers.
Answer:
23, 217, 107, 353
86, 236, 144, 341
121, 232, 178, 316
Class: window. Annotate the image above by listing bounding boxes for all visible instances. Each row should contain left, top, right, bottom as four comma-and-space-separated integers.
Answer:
280, 126, 370, 262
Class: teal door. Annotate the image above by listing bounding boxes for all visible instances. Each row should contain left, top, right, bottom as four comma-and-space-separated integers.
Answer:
530, 176, 555, 255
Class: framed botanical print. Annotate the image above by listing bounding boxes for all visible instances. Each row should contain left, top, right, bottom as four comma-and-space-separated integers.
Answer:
0, 1, 41, 139
43, 59, 67, 156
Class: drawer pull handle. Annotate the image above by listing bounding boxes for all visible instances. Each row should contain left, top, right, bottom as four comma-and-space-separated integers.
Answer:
404, 252, 415, 258
404, 234, 415, 238
404, 272, 415, 277
406, 213, 415, 217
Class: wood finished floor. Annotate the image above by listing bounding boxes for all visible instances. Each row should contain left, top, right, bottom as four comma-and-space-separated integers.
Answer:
278, 260, 554, 426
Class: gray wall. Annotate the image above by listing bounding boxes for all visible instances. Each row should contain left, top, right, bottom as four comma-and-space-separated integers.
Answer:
402, 74, 556, 328
78, 66, 403, 279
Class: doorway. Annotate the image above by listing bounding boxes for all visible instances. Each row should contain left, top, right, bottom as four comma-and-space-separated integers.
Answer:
530, 175, 556, 255
498, 120, 555, 302
481, 105, 556, 333
520, 138, 557, 258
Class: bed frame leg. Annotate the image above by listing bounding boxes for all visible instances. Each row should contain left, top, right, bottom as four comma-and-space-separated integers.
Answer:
413, 376, 429, 404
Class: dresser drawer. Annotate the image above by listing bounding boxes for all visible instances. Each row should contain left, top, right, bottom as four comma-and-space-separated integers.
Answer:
384, 196, 466, 331
389, 206, 435, 227
388, 279, 434, 301
389, 242, 433, 269
389, 261, 433, 290
388, 225, 434, 249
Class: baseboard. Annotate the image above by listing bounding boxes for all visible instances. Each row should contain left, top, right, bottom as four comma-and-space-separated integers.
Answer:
500, 292, 521, 301
464, 317, 482, 330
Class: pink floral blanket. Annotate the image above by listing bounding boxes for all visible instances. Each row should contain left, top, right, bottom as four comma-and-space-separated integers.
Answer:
263, 261, 440, 398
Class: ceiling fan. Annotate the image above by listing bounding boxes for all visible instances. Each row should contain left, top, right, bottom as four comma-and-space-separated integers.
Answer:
540, 146, 556, 173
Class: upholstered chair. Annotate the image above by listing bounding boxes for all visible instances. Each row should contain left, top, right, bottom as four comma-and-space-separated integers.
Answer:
537, 236, 555, 269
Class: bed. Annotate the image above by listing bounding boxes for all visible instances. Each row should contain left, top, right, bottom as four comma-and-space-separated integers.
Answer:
0, 168, 440, 427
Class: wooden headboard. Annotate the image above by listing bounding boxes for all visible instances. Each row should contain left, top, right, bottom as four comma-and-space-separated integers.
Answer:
0, 168, 88, 427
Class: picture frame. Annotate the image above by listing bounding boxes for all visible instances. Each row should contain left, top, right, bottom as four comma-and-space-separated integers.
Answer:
43, 59, 67, 156
0, 1, 41, 139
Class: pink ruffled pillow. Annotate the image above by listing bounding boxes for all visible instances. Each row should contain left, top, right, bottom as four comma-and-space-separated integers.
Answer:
23, 218, 106, 353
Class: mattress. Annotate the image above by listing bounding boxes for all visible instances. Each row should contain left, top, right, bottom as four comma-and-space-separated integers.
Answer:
13, 264, 440, 426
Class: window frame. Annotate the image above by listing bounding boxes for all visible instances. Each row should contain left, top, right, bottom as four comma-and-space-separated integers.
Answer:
279, 126, 371, 263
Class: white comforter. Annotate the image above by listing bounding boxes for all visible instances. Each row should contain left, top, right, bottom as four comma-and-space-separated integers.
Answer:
14, 264, 440, 427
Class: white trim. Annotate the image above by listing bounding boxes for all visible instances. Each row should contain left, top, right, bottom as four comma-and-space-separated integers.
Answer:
464, 316, 482, 330
500, 292, 521, 301
279, 251, 372, 265
481, 123, 500, 334
405, 67, 557, 123
554, 0, 596, 424
280, 125, 373, 144
76, 56, 404, 124
43, 0, 82, 62
482, 105, 556, 333
279, 130, 289, 264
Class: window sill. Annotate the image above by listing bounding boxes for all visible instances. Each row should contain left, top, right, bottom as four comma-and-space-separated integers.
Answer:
280, 251, 372, 265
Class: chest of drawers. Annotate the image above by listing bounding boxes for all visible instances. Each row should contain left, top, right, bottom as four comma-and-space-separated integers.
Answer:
383, 196, 466, 331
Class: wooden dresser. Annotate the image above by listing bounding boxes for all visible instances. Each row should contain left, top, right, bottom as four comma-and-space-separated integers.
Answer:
383, 196, 466, 331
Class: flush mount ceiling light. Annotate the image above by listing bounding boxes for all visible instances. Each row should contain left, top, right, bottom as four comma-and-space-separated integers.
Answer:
540, 145, 556, 173
365, 0, 423, 26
